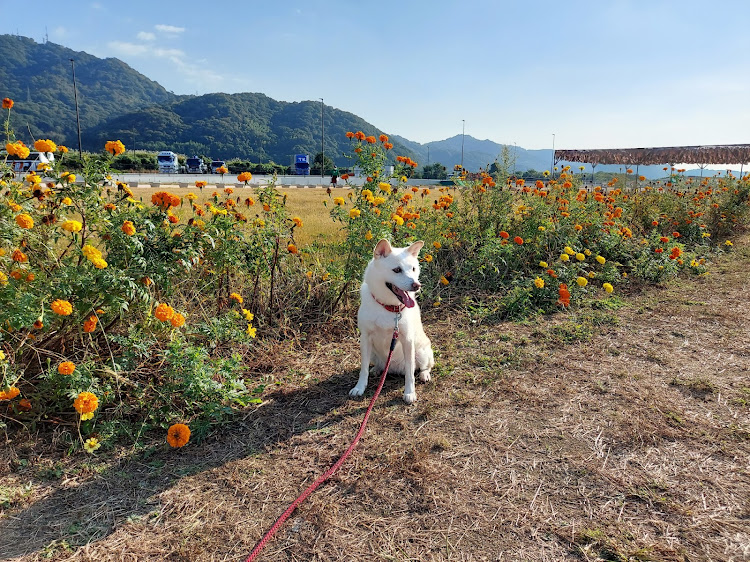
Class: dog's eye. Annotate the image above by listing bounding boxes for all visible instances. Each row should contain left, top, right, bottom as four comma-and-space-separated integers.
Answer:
392, 267, 402, 273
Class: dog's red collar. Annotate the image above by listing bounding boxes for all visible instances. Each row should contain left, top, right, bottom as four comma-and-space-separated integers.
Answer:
371, 293, 404, 313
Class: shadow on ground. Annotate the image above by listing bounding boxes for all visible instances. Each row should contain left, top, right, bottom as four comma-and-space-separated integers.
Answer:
0, 366, 406, 558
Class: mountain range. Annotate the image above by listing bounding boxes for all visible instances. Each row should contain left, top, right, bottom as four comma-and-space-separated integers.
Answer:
1, 34, 729, 179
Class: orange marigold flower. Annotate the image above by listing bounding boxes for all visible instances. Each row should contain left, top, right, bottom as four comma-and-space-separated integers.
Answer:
121, 220, 136, 236
83, 316, 98, 333
12, 249, 28, 263
287, 243, 298, 254
237, 171, 252, 183
354, 131, 366, 140
154, 303, 175, 322
292, 216, 303, 228
34, 139, 57, 153
2, 97, 13, 109
33, 319, 43, 329
345, 131, 355, 139
58, 361, 76, 375
167, 423, 191, 448
15, 213, 34, 229
513, 236, 524, 245
499, 231, 510, 239
230, 292, 244, 304
105, 140, 125, 155
73, 391, 99, 414
0, 387, 21, 401
51, 299, 73, 316
170, 312, 186, 328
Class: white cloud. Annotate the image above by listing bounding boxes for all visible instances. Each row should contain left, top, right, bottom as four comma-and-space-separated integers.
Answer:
137, 31, 156, 41
154, 24, 186, 34
108, 41, 149, 57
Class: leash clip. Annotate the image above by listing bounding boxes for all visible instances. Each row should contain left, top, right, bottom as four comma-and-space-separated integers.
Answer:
394, 311, 402, 332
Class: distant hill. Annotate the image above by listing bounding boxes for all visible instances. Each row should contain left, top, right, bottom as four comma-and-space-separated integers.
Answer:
85, 92, 415, 165
0, 34, 177, 145
0, 34, 733, 177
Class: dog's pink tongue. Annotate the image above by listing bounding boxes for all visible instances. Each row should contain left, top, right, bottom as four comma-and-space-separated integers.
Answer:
399, 289, 416, 308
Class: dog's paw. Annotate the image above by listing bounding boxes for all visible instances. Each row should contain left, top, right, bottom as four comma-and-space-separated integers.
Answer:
403, 391, 417, 404
349, 385, 366, 398
419, 370, 432, 383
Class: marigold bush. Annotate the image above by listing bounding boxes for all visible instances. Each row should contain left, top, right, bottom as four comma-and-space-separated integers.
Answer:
1, 98, 747, 455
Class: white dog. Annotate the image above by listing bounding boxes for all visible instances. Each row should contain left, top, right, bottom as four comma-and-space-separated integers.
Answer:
349, 239, 435, 404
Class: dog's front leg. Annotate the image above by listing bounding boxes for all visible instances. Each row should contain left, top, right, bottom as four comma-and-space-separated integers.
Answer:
349, 333, 371, 398
402, 338, 417, 404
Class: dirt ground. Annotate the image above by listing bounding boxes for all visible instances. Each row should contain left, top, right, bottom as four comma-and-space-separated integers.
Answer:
1, 237, 749, 561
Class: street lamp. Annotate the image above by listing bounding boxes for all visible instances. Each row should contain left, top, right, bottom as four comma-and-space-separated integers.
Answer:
320, 98, 324, 181
70, 58, 83, 160
461, 120, 465, 169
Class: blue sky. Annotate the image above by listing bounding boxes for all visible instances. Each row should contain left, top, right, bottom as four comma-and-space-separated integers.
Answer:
3, 0, 750, 153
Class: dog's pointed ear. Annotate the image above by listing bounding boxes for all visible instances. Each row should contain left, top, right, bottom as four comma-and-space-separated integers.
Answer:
406, 240, 424, 256
373, 239, 392, 259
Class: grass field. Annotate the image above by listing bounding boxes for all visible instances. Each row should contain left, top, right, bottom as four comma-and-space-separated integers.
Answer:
1, 227, 748, 560
128, 185, 354, 246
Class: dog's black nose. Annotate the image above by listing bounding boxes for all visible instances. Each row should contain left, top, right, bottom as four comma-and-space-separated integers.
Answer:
411, 281, 421, 291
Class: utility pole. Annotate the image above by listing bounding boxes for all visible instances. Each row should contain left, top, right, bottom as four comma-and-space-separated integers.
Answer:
461, 120, 465, 169
551, 133, 555, 178
70, 59, 83, 160
320, 98, 324, 181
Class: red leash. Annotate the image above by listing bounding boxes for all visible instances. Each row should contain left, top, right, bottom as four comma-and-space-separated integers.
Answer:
245, 315, 401, 561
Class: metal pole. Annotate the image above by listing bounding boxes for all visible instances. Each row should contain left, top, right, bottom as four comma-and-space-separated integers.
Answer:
70, 59, 83, 160
320, 98, 324, 181
427, 145, 430, 165
461, 120, 465, 169
551, 133, 555, 178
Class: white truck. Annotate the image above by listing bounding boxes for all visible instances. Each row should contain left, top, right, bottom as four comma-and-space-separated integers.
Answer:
185, 155, 207, 174
5, 150, 55, 175
157, 150, 180, 174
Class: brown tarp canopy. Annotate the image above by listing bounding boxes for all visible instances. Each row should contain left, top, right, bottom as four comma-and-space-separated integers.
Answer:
555, 144, 750, 166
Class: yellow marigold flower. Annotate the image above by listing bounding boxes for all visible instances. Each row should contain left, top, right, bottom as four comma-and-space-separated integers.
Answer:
167, 423, 191, 448
51, 299, 73, 316
440, 275, 450, 285
603, 282, 614, 293
241, 309, 254, 322
91, 258, 108, 269
560, 253, 570, 262
73, 391, 99, 414
230, 292, 244, 304
0, 271, 7, 285
534, 277, 545, 289
349, 208, 361, 218
361, 189, 373, 198
539, 261, 548, 268
379, 182, 392, 194
247, 325, 257, 338
392, 215, 404, 226
588, 271, 595, 278
34, 139, 57, 153
596, 255, 606, 265
82, 244, 102, 260
576, 276, 588, 287
25, 172, 41, 185
62, 197, 72, 205
333, 197, 345, 206
105, 140, 125, 155
61, 172, 76, 183
61, 219, 83, 233
292, 216, 303, 228
365, 230, 373, 240
0, 350, 5, 361
584, 249, 592, 256
725, 240, 733, 246
122, 220, 136, 235
15, 213, 34, 229
84, 437, 101, 453
0, 386, 20, 401
575, 253, 585, 261
154, 303, 175, 322
170, 312, 186, 328
433, 241, 442, 249
564, 246, 575, 255
538, 226, 546, 231
58, 361, 76, 375
424, 254, 433, 262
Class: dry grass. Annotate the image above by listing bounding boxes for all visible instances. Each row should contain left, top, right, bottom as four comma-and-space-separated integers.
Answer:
121, 185, 354, 246
1, 235, 749, 561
